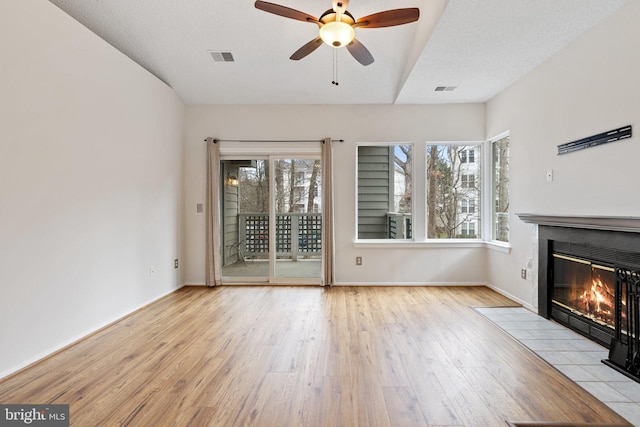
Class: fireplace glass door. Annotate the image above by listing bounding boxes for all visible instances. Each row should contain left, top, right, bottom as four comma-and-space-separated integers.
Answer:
552, 254, 617, 328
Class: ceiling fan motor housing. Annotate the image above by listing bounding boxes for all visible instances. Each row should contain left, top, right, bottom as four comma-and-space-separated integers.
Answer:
319, 10, 356, 47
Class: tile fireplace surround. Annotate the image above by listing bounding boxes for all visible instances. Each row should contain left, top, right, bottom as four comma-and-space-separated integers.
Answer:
518, 214, 640, 359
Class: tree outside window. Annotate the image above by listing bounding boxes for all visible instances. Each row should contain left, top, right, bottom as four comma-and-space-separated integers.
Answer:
426, 144, 481, 239
492, 136, 510, 242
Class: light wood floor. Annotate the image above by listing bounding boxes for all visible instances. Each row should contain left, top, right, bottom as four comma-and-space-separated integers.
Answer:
0, 286, 631, 426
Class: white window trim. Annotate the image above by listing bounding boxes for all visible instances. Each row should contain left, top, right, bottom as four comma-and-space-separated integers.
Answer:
486, 131, 511, 248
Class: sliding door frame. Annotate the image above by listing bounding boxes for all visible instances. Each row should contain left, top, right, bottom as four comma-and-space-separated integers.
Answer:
220, 149, 322, 285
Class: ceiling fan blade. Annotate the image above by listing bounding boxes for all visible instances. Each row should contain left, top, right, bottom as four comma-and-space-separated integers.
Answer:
255, 1, 319, 24
290, 37, 323, 61
346, 38, 374, 66
355, 8, 420, 28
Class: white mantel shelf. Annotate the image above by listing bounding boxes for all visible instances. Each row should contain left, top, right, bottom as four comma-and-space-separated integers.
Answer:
516, 213, 640, 234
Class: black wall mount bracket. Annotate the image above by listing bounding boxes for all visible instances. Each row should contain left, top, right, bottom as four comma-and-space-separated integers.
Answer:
557, 125, 632, 155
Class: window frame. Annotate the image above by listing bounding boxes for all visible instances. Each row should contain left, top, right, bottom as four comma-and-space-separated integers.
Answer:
354, 142, 415, 242
353, 139, 510, 253
489, 132, 510, 245
425, 141, 483, 241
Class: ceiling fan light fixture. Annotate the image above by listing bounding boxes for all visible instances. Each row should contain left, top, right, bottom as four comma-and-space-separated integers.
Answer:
319, 21, 355, 47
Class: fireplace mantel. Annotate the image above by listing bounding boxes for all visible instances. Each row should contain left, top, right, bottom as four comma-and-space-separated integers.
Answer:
516, 213, 640, 233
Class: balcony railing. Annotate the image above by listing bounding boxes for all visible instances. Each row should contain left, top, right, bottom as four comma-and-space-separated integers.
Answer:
238, 213, 321, 259
387, 212, 412, 239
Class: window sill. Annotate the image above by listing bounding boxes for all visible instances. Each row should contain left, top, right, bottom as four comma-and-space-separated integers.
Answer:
352, 239, 512, 252
486, 240, 512, 253
354, 239, 486, 249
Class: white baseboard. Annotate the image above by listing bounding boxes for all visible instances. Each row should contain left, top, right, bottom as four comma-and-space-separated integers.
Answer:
183, 282, 207, 286
333, 281, 486, 287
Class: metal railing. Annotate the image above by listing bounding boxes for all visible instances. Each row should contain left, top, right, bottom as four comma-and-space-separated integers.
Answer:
387, 212, 412, 239
238, 213, 321, 259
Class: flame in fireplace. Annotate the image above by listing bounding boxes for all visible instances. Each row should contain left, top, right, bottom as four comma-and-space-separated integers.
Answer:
577, 275, 614, 321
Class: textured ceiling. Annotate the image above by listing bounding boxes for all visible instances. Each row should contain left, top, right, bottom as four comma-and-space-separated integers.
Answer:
49, 0, 627, 105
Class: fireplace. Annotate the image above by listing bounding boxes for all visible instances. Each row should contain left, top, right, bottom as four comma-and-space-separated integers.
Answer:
517, 214, 640, 382
550, 245, 618, 347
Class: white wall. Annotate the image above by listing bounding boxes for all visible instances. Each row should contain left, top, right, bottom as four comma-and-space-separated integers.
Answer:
485, 1, 640, 309
0, 1, 185, 377
184, 104, 486, 285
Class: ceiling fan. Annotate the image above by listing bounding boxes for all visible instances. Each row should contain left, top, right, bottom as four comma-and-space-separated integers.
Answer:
254, 0, 420, 66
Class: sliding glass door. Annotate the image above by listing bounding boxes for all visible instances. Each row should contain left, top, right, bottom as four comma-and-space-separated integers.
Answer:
221, 158, 269, 281
220, 155, 322, 284
272, 158, 322, 280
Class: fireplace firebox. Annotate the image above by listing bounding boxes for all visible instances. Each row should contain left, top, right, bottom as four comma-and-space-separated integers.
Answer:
517, 214, 640, 382
548, 241, 623, 348
553, 255, 617, 326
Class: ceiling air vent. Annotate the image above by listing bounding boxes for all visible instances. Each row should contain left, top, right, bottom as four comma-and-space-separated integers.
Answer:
435, 86, 457, 92
209, 51, 235, 62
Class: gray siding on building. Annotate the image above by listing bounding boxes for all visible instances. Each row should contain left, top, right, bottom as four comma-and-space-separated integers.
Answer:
222, 164, 240, 265
357, 146, 393, 239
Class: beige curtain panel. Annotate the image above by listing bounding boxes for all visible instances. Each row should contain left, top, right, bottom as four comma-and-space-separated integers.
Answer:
321, 137, 335, 286
205, 137, 222, 286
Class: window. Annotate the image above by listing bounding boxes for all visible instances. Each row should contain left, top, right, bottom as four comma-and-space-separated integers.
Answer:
426, 144, 481, 239
461, 199, 475, 214
461, 222, 476, 238
461, 148, 475, 164
355, 138, 507, 246
492, 135, 510, 242
462, 174, 475, 189
357, 144, 413, 239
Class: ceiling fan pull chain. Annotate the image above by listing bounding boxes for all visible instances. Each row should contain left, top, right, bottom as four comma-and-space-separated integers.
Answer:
332, 49, 339, 86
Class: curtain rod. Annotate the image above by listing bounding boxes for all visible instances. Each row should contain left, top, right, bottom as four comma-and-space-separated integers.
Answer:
204, 138, 344, 143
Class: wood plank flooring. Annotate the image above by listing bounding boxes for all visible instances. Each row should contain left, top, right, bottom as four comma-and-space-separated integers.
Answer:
0, 286, 631, 426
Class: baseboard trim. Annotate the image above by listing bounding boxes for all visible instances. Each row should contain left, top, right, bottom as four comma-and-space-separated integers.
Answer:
332, 282, 487, 287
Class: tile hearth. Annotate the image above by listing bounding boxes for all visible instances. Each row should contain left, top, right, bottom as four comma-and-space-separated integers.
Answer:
476, 306, 640, 426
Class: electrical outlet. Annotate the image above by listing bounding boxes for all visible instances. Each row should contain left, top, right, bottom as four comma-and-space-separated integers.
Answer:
521, 269, 527, 280
174, 259, 179, 269
356, 256, 362, 266
546, 169, 553, 182
197, 203, 203, 213
149, 267, 156, 277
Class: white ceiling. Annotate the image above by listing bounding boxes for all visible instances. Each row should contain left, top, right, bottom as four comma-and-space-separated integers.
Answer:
49, 0, 627, 105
